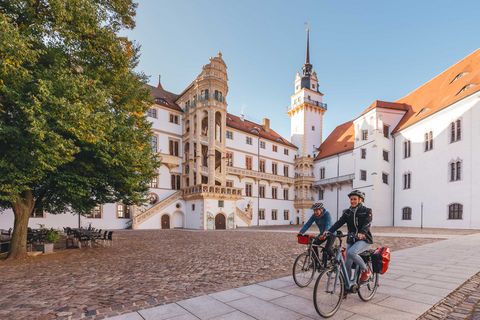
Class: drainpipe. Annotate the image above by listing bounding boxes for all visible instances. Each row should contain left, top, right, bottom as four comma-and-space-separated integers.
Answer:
336, 153, 340, 220
392, 134, 396, 227
257, 133, 260, 226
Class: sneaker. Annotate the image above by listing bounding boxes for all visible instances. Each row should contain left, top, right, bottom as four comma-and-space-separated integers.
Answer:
359, 269, 371, 282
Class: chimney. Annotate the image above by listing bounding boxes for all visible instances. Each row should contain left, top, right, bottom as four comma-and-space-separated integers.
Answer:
262, 118, 270, 131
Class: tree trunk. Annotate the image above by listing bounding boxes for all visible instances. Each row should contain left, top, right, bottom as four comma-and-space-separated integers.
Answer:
7, 190, 35, 260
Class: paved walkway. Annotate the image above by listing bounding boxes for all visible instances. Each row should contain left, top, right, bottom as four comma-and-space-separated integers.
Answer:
107, 233, 480, 320
237, 228, 459, 239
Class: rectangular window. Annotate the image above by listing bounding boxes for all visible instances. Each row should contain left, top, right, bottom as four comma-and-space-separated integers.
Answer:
425, 131, 433, 151
226, 180, 234, 187
246, 136, 253, 145
383, 124, 390, 138
169, 114, 179, 124
259, 159, 265, 173
147, 108, 157, 118
260, 141, 266, 149
382, 172, 389, 185
383, 150, 389, 162
259, 209, 265, 220
259, 185, 265, 198
312, 125, 315, 131
150, 175, 158, 188
360, 170, 367, 181
171, 174, 181, 190
192, 204, 195, 211
361, 148, 366, 159
403, 173, 411, 189
272, 187, 278, 199
283, 165, 289, 177
226, 130, 233, 139
117, 204, 131, 219
319, 189, 324, 200
450, 161, 462, 182
320, 167, 325, 179
284, 210, 289, 220
218, 200, 224, 208
169, 140, 179, 156
451, 119, 462, 143
272, 145, 278, 152
284, 148, 289, 155
283, 188, 289, 200
271, 209, 278, 220
245, 183, 252, 197
150, 135, 158, 153
404, 140, 411, 158
86, 205, 102, 219
272, 162, 278, 175
362, 130, 368, 141
226, 152, 233, 167
245, 156, 252, 170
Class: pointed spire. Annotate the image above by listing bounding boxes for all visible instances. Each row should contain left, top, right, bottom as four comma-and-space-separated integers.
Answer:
302, 25, 313, 77
305, 27, 310, 65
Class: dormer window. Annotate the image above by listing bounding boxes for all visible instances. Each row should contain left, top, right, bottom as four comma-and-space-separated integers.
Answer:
456, 83, 476, 95
154, 98, 167, 105
450, 72, 468, 84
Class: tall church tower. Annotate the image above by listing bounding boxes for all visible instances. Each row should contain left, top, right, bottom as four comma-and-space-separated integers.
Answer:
288, 28, 327, 157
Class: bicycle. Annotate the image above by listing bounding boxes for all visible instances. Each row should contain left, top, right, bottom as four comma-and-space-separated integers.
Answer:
313, 230, 379, 318
292, 234, 329, 287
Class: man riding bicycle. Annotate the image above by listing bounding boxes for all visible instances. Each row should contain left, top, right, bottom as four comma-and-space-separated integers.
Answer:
326, 190, 373, 283
298, 201, 332, 267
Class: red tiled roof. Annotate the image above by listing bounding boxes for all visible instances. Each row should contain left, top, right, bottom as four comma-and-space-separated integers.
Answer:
226, 113, 297, 149
315, 120, 354, 160
360, 100, 411, 117
393, 48, 480, 133
146, 83, 183, 112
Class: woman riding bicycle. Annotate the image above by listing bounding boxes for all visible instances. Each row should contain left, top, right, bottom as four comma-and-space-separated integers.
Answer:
326, 190, 373, 283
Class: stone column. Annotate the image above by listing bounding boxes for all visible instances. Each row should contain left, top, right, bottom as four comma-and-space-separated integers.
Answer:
208, 108, 216, 183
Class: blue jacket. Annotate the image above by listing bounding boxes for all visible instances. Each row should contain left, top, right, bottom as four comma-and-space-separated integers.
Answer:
299, 210, 332, 235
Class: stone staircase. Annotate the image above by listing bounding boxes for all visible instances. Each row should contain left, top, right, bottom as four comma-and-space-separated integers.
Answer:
235, 207, 253, 226
132, 191, 183, 229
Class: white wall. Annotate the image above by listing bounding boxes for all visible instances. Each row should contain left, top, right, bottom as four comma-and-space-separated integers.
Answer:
394, 94, 480, 228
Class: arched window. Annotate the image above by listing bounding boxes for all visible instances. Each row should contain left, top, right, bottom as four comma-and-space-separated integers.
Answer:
402, 207, 412, 220
449, 160, 462, 182
448, 203, 463, 220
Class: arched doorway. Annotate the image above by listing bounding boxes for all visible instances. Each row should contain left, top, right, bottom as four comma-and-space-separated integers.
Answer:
161, 214, 170, 229
215, 214, 226, 230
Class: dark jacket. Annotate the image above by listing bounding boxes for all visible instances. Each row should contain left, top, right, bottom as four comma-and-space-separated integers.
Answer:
299, 210, 332, 235
328, 204, 373, 244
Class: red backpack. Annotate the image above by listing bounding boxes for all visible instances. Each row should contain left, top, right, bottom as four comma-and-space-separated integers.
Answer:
371, 247, 390, 274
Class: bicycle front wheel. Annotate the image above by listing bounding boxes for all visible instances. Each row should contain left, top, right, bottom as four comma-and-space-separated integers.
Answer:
292, 252, 316, 287
358, 261, 379, 301
313, 266, 344, 318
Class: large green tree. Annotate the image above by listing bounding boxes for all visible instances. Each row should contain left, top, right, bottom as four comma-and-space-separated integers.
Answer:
0, 0, 159, 259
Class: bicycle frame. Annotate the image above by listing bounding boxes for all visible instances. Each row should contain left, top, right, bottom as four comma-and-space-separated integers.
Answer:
306, 237, 325, 267
327, 236, 360, 292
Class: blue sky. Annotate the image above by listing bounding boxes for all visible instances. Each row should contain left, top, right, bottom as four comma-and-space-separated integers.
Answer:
124, 0, 480, 139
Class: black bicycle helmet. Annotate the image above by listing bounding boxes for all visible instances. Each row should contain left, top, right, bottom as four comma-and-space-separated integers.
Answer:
311, 201, 324, 210
348, 189, 365, 200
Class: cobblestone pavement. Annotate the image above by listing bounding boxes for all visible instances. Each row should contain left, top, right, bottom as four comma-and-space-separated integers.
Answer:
419, 272, 480, 320
0, 229, 443, 320
245, 224, 479, 235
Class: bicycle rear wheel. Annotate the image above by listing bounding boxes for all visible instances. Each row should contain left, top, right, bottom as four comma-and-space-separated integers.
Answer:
358, 261, 378, 301
313, 266, 344, 318
292, 252, 316, 287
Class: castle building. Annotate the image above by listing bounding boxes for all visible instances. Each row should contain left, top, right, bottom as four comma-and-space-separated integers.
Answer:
1, 33, 479, 230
